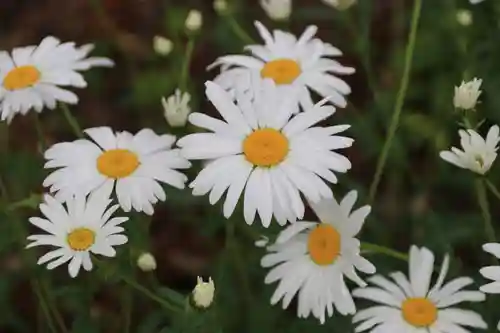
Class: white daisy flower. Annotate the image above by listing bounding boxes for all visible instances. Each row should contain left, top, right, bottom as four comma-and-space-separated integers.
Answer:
353, 245, 487, 333
208, 21, 354, 113
26, 191, 128, 278
0, 36, 114, 123
479, 243, 500, 330
177, 81, 353, 227
439, 125, 500, 175
260, 191, 375, 324
43, 127, 191, 215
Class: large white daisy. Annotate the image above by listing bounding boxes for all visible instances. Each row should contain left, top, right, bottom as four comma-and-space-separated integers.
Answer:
353, 245, 487, 333
43, 127, 191, 215
26, 190, 128, 278
0, 36, 114, 122
260, 190, 375, 324
208, 21, 354, 113
479, 243, 500, 331
177, 80, 353, 227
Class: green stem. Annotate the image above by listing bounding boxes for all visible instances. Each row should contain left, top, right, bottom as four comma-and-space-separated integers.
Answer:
32, 113, 46, 152
225, 220, 253, 306
40, 279, 69, 333
32, 280, 58, 333
485, 179, 500, 202
367, 0, 422, 204
180, 39, 195, 91
361, 242, 409, 261
60, 103, 83, 138
226, 16, 255, 44
475, 179, 497, 244
1, 177, 61, 333
119, 274, 181, 314
122, 251, 133, 333
462, 116, 473, 130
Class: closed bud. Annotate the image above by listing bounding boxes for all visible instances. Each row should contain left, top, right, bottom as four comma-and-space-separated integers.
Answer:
137, 252, 157, 272
192, 276, 215, 308
185, 10, 203, 32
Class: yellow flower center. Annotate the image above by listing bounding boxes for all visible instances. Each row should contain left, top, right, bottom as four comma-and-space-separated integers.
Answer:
401, 298, 437, 327
67, 227, 96, 251
243, 128, 289, 167
307, 224, 341, 266
260, 59, 301, 85
3, 65, 41, 90
96, 149, 140, 178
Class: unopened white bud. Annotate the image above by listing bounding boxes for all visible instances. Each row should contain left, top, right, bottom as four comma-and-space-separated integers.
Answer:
456, 10, 473, 26
192, 276, 215, 308
162, 89, 191, 127
137, 252, 157, 272
185, 10, 203, 32
454, 78, 482, 110
214, 0, 228, 14
153, 36, 173, 56
260, 0, 291, 21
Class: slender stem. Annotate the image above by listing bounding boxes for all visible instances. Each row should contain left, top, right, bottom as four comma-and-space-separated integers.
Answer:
485, 179, 500, 202
40, 279, 68, 333
225, 220, 253, 306
462, 116, 473, 130
475, 179, 497, 244
32, 113, 46, 152
59, 103, 83, 138
1, 176, 60, 333
226, 16, 255, 44
367, 0, 422, 204
0, 174, 9, 201
32, 280, 58, 333
119, 274, 181, 314
361, 242, 409, 261
180, 39, 195, 91
122, 251, 133, 333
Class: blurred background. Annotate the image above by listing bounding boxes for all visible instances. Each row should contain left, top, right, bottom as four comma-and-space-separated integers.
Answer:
1, 0, 500, 332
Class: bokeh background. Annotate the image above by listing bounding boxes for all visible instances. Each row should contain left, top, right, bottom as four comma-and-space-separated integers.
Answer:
1, 0, 500, 332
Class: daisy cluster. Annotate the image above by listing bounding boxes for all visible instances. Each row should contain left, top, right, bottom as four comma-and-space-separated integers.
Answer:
0, 13, 498, 332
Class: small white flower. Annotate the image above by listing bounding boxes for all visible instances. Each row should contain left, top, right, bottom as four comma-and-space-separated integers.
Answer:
261, 190, 375, 324
162, 89, 191, 127
177, 81, 353, 227
213, 0, 228, 14
26, 191, 128, 278
192, 276, 215, 308
470, 0, 485, 4
353, 245, 487, 333
260, 0, 291, 21
0, 36, 114, 123
43, 127, 191, 215
439, 125, 499, 175
454, 78, 482, 110
209, 21, 354, 113
321, 0, 357, 10
137, 252, 157, 272
185, 10, 203, 32
456, 10, 473, 26
153, 36, 173, 56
